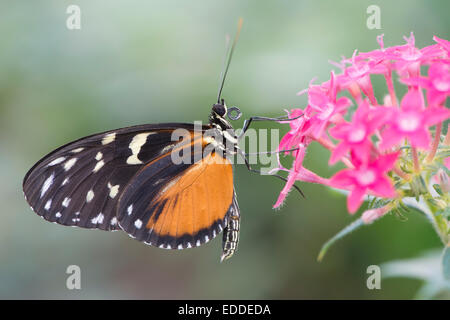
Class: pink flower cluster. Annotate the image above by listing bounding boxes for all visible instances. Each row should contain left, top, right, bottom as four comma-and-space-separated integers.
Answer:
274, 34, 450, 214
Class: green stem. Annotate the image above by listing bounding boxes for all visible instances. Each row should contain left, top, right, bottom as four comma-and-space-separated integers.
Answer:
423, 198, 448, 245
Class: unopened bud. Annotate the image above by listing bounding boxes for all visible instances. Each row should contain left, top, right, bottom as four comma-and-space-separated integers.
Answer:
437, 169, 450, 193
362, 205, 391, 224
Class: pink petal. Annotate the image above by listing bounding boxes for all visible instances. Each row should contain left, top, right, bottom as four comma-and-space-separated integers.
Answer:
368, 107, 393, 131
347, 187, 366, 213
351, 141, 372, 163
370, 176, 396, 198
329, 169, 354, 189
329, 142, 349, 165
374, 152, 399, 172
308, 88, 328, 108
278, 133, 294, 155
407, 128, 431, 149
296, 167, 329, 185
427, 89, 448, 106
329, 122, 351, 140
379, 127, 403, 150
401, 76, 431, 89
273, 170, 296, 208
423, 107, 450, 126
400, 88, 424, 110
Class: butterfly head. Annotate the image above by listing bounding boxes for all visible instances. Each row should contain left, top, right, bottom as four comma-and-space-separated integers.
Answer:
212, 99, 228, 118
210, 98, 241, 124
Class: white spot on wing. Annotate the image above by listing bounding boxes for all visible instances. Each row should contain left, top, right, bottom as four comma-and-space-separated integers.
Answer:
127, 204, 133, 215
86, 190, 94, 203
102, 133, 116, 145
186, 242, 192, 248
95, 152, 103, 160
126, 132, 154, 165
93, 160, 104, 173
40, 173, 55, 198
48, 157, 66, 166
177, 244, 183, 250
62, 197, 71, 208
44, 199, 52, 210
61, 178, 69, 186
71, 148, 84, 153
134, 219, 142, 229
159, 144, 175, 155
55, 212, 62, 218
91, 213, 104, 224
196, 240, 201, 247
107, 182, 120, 198
64, 158, 77, 171
111, 217, 118, 225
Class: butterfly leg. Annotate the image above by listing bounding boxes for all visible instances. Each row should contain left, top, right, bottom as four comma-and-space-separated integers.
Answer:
221, 193, 240, 262
237, 149, 305, 198
238, 114, 304, 140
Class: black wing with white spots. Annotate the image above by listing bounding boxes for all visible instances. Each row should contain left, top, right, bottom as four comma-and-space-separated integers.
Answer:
23, 123, 201, 231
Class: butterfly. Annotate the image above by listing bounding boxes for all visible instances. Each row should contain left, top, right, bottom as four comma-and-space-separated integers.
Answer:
22, 20, 303, 261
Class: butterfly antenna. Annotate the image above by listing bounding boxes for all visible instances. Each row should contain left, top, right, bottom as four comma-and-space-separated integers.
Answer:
217, 18, 243, 104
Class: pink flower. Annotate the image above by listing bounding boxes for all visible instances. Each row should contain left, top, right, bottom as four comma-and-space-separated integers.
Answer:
402, 61, 450, 105
273, 145, 328, 208
329, 153, 398, 213
275, 34, 450, 216
329, 100, 388, 164
379, 88, 450, 150
278, 108, 308, 155
303, 73, 352, 139
433, 35, 450, 55
339, 50, 387, 105
386, 33, 444, 77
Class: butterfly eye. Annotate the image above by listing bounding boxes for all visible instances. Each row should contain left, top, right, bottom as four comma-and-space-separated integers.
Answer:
212, 104, 226, 117
227, 106, 242, 121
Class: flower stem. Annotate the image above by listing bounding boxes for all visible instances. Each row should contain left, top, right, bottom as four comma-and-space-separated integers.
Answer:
445, 123, 450, 146
393, 165, 411, 181
412, 147, 420, 173
384, 72, 398, 106
426, 123, 442, 163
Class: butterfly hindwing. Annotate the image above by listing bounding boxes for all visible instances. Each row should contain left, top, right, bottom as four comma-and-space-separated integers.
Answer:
23, 123, 200, 231
117, 143, 235, 250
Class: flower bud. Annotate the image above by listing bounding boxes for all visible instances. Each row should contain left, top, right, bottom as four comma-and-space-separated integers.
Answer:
437, 168, 450, 194
362, 205, 391, 224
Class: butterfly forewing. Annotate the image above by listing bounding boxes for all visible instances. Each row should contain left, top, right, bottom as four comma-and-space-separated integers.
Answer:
23, 123, 197, 231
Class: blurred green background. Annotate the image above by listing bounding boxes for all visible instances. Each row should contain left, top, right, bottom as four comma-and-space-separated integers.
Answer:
1, 0, 449, 299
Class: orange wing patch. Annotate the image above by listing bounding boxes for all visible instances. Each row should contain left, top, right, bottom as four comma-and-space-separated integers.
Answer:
146, 151, 233, 241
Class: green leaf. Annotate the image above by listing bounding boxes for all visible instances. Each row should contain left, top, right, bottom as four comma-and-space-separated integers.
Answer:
433, 184, 443, 196
317, 218, 364, 262
443, 245, 450, 281
382, 249, 450, 299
